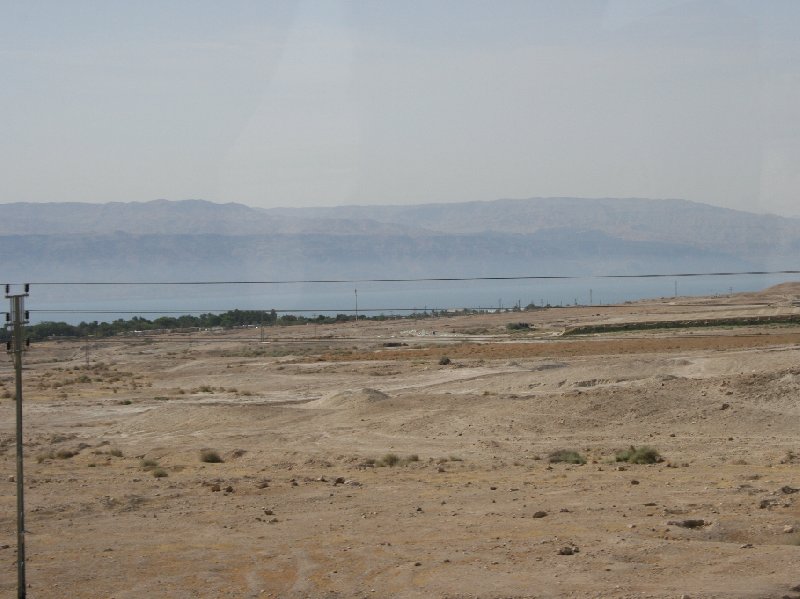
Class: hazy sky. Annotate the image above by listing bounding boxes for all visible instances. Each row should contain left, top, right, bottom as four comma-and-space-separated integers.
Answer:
2, 1, 800, 215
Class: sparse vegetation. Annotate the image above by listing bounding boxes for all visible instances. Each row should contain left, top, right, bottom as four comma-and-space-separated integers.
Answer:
506, 322, 531, 331
55, 449, 78, 459
200, 449, 223, 463
140, 458, 159, 470
151, 467, 168, 478
438, 356, 451, 365
615, 445, 662, 464
457, 327, 490, 335
380, 452, 400, 466
372, 453, 421, 467
548, 449, 586, 465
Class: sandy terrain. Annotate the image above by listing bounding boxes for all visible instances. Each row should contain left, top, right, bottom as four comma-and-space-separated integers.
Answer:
2, 286, 800, 598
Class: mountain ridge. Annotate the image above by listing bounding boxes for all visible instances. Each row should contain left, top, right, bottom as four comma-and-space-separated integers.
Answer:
0, 197, 796, 285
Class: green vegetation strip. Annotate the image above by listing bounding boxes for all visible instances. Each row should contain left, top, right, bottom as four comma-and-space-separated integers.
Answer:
563, 314, 800, 336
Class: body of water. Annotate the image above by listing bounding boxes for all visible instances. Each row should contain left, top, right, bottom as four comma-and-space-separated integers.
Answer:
22, 273, 800, 325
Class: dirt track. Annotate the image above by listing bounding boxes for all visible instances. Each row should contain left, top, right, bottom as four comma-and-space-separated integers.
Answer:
1, 288, 800, 598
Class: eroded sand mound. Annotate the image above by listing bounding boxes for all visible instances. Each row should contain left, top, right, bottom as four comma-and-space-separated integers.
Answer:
310, 387, 391, 409
750, 281, 800, 299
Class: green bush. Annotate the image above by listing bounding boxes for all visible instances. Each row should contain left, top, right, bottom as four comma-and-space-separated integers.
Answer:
615, 445, 662, 464
380, 453, 400, 467
200, 449, 223, 463
548, 449, 586, 465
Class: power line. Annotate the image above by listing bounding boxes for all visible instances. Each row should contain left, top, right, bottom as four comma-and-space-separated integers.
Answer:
7, 268, 800, 287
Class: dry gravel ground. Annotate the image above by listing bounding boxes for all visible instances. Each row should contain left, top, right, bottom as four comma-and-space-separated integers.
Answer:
1, 286, 800, 598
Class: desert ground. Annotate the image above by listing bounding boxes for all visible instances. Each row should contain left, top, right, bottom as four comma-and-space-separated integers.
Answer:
2, 285, 800, 598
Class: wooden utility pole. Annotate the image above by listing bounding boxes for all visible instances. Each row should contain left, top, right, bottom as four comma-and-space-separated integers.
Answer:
5, 284, 29, 598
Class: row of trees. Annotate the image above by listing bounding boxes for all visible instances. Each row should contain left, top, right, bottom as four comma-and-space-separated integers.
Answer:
0, 305, 540, 343
1, 308, 456, 342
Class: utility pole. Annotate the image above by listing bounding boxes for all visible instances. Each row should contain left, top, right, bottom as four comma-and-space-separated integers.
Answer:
589, 289, 593, 306
354, 289, 358, 324
5, 283, 29, 599
674, 280, 678, 298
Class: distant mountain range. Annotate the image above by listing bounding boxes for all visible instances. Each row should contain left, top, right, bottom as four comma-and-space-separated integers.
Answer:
0, 197, 798, 284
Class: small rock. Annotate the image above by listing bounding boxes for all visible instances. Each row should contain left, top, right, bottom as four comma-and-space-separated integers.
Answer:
263, 509, 274, 515
334, 477, 345, 485
268, 518, 279, 523
8, 476, 14, 483
224, 485, 234, 493
210, 484, 221, 492
490, 486, 497, 490
0, 544, 10, 550
630, 480, 640, 485
781, 486, 799, 495
533, 511, 547, 518
557, 546, 574, 555
784, 525, 795, 534
437, 466, 445, 473
740, 543, 753, 549
616, 466, 627, 472
628, 524, 637, 529
414, 562, 421, 566
721, 403, 730, 410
